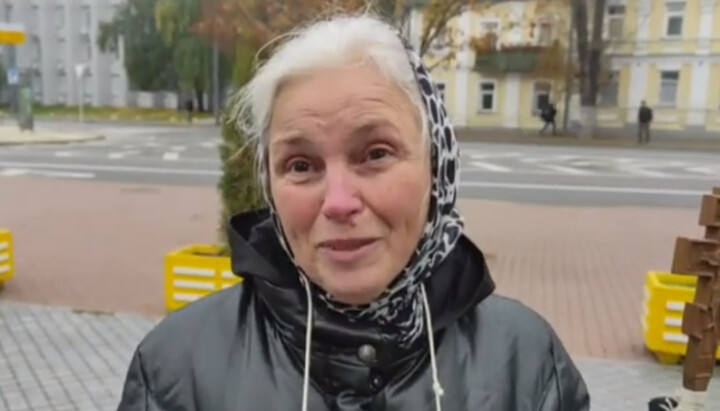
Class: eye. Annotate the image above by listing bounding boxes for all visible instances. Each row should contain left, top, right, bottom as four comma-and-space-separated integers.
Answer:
287, 159, 311, 173
366, 146, 392, 161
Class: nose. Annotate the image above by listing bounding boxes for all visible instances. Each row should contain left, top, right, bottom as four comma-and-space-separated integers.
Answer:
321, 170, 362, 222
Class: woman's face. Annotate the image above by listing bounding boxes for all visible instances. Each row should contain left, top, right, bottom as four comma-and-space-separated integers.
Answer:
267, 62, 431, 305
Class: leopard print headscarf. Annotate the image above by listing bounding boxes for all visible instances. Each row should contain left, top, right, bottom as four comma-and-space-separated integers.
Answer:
261, 33, 464, 349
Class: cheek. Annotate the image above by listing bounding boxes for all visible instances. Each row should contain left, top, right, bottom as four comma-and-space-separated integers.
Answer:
366, 165, 430, 231
271, 182, 321, 243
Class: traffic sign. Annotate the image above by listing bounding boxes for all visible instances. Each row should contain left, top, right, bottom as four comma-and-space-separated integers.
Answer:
0, 23, 26, 45
6, 67, 19, 85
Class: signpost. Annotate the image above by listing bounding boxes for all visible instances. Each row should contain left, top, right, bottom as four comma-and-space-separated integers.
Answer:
0, 23, 26, 46
0, 23, 29, 131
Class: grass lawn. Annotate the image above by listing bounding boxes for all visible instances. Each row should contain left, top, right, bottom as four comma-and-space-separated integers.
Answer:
0, 105, 215, 123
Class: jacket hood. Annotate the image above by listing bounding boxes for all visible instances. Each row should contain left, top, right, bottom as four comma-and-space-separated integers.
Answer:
227, 208, 496, 350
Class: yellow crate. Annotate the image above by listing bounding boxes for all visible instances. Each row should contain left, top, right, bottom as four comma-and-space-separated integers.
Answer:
164, 244, 242, 312
0, 230, 15, 288
642, 271, 720, 364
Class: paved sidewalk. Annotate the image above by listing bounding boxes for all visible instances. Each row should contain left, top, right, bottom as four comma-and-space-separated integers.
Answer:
0, 301, 718, 411
0, 126, 103, 146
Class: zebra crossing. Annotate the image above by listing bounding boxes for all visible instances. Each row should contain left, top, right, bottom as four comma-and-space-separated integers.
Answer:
0, 133, 222, 162
461, 151, 720, 179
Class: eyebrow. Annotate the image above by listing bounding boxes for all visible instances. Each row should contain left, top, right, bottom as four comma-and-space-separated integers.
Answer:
270, 134, 312, 151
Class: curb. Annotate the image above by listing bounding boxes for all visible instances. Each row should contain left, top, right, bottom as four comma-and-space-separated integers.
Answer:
0, 134, 106, 147
455, 135, 720, 153
32, 116, 218, 128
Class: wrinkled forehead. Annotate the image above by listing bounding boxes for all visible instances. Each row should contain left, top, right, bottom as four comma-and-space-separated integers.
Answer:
266, 61, 429, 149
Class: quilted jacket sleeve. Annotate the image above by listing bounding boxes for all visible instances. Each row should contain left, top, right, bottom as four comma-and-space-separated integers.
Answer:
116, 349, 164, 411
537, 333, 591, 411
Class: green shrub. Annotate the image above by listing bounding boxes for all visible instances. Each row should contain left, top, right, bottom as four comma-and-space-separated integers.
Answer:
215, 44, 265, 254
216, 106, 265, 255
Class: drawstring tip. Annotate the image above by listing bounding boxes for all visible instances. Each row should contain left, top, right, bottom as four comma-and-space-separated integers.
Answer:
433, 382, 444, 397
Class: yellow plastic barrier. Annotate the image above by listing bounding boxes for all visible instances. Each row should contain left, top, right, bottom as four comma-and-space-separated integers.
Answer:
164, 244, 242, 312
0, 230, 15, 288
642, 271, 720, 364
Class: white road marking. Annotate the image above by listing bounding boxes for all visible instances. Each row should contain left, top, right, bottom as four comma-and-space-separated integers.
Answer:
0, 168, 28, 176
0, 167, 95, 179
200, 141, 220, 149
520, 157, 593, 175
467, 152, 522, 159
685, 166, 720, 176
468, 161, 511, 172
163, 152, 180, 161
108, 151, 139, 159
459, 181, 707, 196
54, 151, 74, 157
537, 164, 594, 175
0, 161, 221, 176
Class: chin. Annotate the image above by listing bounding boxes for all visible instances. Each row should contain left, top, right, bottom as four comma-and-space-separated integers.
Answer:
321, 271, 388, 306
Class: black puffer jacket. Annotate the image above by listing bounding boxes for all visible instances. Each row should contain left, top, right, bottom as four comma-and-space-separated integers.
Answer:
116, 209, 590, 410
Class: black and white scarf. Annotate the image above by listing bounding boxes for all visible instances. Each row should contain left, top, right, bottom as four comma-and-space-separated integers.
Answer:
261, 35, 464, 349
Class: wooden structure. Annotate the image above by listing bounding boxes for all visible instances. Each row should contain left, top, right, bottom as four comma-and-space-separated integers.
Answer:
672, 186, 720, 393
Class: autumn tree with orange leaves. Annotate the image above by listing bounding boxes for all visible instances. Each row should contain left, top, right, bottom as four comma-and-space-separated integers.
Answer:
191, 0, 475, 86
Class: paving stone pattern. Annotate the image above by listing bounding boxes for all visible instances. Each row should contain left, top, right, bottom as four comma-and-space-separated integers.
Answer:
1, 302, 719, 411
0, 303, 157, 411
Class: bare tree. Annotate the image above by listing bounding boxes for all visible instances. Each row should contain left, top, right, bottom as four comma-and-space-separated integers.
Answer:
572, 0, 607, 138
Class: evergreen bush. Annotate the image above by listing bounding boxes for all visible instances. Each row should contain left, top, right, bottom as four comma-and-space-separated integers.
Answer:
215, 45, 265, 254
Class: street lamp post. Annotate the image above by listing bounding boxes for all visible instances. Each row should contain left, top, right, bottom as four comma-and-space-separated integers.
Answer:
75, 63, 87, 123
212, 37, 219, 126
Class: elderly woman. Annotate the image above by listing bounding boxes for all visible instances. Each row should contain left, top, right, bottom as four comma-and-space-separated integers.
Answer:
117, 14, 589, 411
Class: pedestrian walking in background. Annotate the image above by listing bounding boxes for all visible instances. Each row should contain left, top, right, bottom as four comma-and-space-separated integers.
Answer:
540, 102, 557, 135
638, 100, 653, 144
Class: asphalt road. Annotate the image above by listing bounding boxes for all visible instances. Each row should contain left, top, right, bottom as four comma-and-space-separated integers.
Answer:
1, 121, 718, 208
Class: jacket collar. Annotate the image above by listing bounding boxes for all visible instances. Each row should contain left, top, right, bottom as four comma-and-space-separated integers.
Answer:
227, 209, 496, 357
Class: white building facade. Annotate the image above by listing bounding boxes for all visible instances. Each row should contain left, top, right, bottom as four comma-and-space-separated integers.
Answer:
0, 0, 133, 108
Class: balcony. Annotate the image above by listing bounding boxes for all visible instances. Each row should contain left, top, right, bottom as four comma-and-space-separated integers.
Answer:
474, 48, 541, 73
471, 34, 566, 74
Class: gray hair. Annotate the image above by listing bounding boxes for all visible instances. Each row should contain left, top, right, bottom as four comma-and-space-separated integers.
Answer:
229, 13, 429, 185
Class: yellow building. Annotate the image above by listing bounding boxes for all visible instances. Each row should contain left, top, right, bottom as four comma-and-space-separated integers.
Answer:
598, 0, 720, 134
408, 0, 571, 131
410, 0, 720, 136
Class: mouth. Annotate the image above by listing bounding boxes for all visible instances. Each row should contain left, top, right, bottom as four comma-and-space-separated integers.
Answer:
317, 237, 380, 264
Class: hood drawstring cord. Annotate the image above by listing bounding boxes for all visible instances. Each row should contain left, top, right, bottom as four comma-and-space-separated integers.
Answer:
421, 283, 444, 411
300, 280, 444, 411
301, 276, 314, 411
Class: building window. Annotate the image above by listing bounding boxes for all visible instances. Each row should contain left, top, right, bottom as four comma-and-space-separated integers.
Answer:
598, 71, 619, 106
430, 31, 450, 53
607, 5, 625, 40
532, 81, 552, 113
435, 82, 446, 101
535, 20, 554, 46
55, 7, 65, 31
83, 40, 92, 61
31, 38, 41, 62
478, 81, 496, 112
665, 2, 685, 37
659, 70, 679, 106
479, 20, 499, 36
